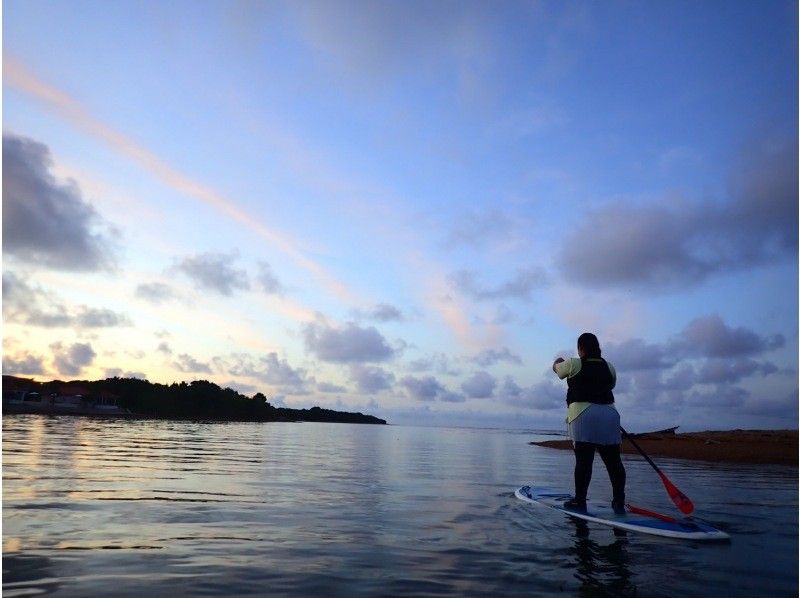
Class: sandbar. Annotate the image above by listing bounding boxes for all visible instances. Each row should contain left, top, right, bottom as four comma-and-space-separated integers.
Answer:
530, 430, 798, 466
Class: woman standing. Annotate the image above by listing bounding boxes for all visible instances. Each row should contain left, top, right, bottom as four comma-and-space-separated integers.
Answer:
553, 332, 626, 514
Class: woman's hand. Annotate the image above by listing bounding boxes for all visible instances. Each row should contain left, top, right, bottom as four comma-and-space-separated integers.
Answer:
552, 357, 565, 373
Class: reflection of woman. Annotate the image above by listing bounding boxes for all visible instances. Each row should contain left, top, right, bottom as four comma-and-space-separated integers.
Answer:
570, 522, 634, 595
553, 333, 625, 514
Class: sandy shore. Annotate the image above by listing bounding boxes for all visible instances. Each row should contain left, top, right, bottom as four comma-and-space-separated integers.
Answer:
530, 430, 798, 466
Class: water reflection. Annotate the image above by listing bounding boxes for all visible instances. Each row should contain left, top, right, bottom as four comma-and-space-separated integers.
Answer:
2, 553, 62, 596
2, 417, 797, 596
569, 520, 635, 596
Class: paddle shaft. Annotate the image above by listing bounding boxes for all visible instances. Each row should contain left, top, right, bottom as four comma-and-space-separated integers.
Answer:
620, 426, 695, 514
620, 427, 662, 472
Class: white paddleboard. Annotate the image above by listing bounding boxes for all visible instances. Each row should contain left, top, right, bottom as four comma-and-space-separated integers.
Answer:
516, 485, 729, 541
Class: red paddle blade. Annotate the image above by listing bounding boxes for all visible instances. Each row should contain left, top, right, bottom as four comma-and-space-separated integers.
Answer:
659, 472, 694, 514
626, 504, 679, 523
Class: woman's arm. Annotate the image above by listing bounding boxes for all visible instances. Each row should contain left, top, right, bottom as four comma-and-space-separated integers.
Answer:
552, 357, 565, 374
554, 357, 581, 379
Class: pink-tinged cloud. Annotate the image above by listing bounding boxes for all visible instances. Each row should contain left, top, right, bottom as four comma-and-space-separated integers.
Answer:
427, 276, 506, 353
4, 57, 358, 306
428, 278, 478, 350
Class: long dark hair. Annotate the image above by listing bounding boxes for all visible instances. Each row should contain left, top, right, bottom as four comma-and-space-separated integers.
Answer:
577, 332, 602, 358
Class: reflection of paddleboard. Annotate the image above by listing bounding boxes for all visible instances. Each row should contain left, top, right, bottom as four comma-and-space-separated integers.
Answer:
515, 485, 730, 541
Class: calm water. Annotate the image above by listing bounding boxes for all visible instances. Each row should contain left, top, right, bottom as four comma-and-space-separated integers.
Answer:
2, 415, 797, 596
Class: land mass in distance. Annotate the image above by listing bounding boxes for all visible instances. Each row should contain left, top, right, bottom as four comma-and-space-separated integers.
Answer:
2, 375, 387, 425
531, 429, 797, 465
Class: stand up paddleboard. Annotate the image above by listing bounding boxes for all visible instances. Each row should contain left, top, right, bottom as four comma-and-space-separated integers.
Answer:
515, 485, 729, 541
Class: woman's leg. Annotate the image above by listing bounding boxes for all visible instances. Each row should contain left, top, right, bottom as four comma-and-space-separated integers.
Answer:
598, 444, 626, 505
573, 441, 596, 502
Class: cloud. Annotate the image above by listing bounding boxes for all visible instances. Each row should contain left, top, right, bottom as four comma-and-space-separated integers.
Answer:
427, 277, 487, 352
559, 136, 797, 290
400, 375, 447, 402
173, 252, 250, 296
2, 133, 116, 271
3, 271, 70, 327
3, 271, 132, 329
256, 353, 307, 389
348, 364, 395, 394
488, 304, 529, 326
450, 267, 547, 301
372, 304, 404, 322
499, 376, 564, 410
406, 352, 460, 376
303, 321, 395, 363
604, 316, 784, 375
604, 338, 674, 371
460, 370, 496, 399
656, 364, 697, 392
5, 58, 360, 305
439, 390, 466, 403
50, 341, 96, 376
685, 385, 748, 410
156, 342, 173, 355
288, 1, 490, 88
256, 261, 284, 295
727, 134, 798, 255
740, 389, 799, 418
559, 199, 710, 289
695, 359, 778, 385
498, 376, 524, 403
445, 208, 516, 249
317, 381, 347, 393
135, 282, 181, 304
285, 1, 593, 106
227, 352, 310, 394
2, 352, 46, 375
173, 353, 212, 374
75, 308, 131, 328
104, 368, 147, 380
471, 346, 523, 366
223, 380, 259, 396
671, 315, 784, 359
530, 379, 568, 410
604, 316, 792, 425
352, 303, 405, 322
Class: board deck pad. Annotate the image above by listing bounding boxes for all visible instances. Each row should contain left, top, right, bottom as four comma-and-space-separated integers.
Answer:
515, 485, 729, 541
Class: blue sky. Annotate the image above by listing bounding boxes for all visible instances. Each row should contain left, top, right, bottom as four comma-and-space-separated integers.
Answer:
3, 0, 797, 431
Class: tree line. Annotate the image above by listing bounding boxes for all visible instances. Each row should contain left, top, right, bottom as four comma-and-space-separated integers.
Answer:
2, 375, 387, 425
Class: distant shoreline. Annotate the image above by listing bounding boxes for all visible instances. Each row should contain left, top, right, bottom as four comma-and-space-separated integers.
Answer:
530, 429, 798, 466
2, 375, 387, 425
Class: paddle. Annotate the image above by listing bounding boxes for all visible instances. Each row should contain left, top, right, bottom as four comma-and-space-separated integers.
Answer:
625, 504, 679, 523
625, 504, 702, 531
621, 426, 695, 515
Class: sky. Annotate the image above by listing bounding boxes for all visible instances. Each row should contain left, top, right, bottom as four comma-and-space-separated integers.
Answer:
2, 0, 797, 432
